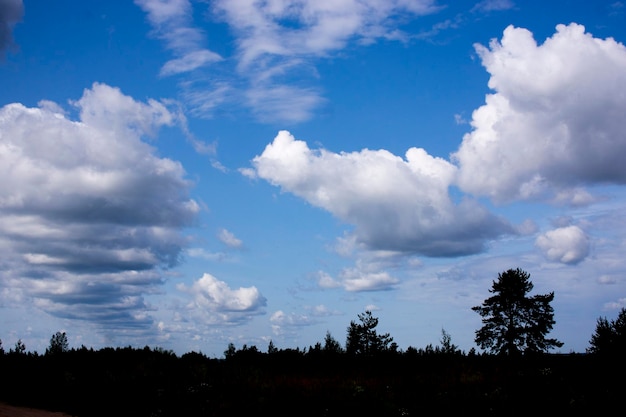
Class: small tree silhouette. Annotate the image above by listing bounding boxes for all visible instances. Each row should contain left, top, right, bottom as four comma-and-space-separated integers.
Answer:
439, 329, 461, 355
588, 307, 626, 355
323, 331, 343, 354
12, 339, 26, 355
346, 310, 393, 355
267, 339, 278, 354
47, 331, 69, 355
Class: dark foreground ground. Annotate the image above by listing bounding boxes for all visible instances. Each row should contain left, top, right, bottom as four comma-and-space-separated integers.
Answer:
0, 402, 73, 417
1, 348, 624, 417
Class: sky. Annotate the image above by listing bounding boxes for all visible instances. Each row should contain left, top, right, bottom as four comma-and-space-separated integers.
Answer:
0, 0, 625, 357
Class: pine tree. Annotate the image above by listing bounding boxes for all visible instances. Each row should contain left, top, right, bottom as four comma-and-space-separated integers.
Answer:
472, 268, 563, 355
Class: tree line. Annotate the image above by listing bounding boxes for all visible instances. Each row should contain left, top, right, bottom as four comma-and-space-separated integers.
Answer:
0, 268, 625, 416
4, 268, 623, 358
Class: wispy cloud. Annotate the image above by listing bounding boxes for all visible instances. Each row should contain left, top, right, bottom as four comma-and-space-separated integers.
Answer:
135, 0, 222, 76
136, 0, 440, 123
218, 228, 244, 249
471, 0, 515, 13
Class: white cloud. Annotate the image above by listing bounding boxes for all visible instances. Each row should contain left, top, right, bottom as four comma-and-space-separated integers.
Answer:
340, 267, 399, 292
213, 0, 438, 66
135, 0, 222, 76
535, 225, 590, 264
317, 255, 400, 292
453, 23, 626, 204
217, 228, 244, 249
316, 271, 341, 289
251, 130, 513, 257
178, 273, 266, 324
0, 83, 198, 333
270, 310, 315, 335
160, 49, 223, 76
136, 0, 439, 122
212, 0, 439, 122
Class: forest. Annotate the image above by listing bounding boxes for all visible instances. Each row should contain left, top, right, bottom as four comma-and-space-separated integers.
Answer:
0, 269, 624, 416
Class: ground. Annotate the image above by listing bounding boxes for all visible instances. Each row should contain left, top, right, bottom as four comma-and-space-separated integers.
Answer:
0, 403, 72, 417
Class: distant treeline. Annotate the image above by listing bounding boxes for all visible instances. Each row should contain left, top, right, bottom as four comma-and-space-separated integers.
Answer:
1, 275, 625, 416
0, 342, 624, 416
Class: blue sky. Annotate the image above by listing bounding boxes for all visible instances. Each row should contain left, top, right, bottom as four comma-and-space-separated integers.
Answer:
1, 0, 625, 357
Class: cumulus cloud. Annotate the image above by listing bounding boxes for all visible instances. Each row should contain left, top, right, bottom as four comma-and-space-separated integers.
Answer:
178, 273, 266, 324
535, 225, 590, 264
251, 130, 513, 257
0, 83, 198, 333
453, 23, 626, 204
0, 0, 23, 56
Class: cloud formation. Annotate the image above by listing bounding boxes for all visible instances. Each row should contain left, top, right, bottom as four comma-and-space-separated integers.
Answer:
218, 228, 244, 249
213, 0, 438, 66
536, 225, 590, 264
270, 310, 315, 336
178, 273, 266, 324
136, 0, 439, 122
0, 0, 22, 56
214, 0, 438, 122
249, 130, 513, 257
135, 0, 222, 76
0, 83, 198, 333
453, 23, 626, 204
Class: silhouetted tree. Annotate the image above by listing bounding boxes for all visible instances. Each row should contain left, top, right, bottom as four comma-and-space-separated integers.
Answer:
346, 310, 393, 355
267, 339, 278, 354
588, 307, 626, 355
12, 339, 26, 355
224, 342, 236, 359
472, 268, 563, 355
439, 329, 461, 355
46, 331, 69, 355
323, 331, 343, 354
0, 338, 4, 355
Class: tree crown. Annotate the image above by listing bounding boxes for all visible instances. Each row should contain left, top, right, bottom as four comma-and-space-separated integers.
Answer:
472, 268, 563, 355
